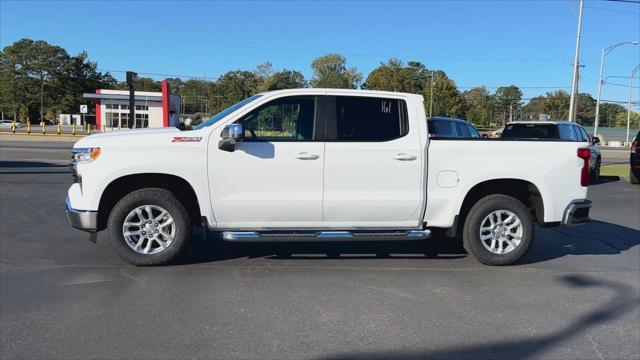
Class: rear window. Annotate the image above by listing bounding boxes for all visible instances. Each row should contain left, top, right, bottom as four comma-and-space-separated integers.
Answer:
501, 124, 560, 139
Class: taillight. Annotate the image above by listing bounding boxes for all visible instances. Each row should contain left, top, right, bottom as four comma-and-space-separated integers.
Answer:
632, 140, 638, 154
578, 148, 590, 187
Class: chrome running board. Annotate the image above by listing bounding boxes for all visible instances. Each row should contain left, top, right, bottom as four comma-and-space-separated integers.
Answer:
221, 230, 432, 242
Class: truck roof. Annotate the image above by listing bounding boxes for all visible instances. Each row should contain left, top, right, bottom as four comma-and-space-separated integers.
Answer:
260, 88, 424, 99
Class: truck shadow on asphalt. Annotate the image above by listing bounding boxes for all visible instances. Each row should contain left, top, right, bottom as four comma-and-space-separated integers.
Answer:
521, 220, 640, 264
590, 175, 621, 186
175, 221, 639, 266
318, 273, 639, 360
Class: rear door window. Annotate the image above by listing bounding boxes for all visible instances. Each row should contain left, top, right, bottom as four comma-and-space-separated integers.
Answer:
454, 122, 470, 138
333, 96, 408, 141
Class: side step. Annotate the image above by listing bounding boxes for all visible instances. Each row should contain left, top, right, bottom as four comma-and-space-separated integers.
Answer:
221, 230, 431, 242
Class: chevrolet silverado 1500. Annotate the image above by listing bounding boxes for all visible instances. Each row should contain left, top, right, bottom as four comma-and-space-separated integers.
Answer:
66, 89, 592, 266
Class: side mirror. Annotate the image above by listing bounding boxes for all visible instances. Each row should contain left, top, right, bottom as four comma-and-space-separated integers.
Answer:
592, 137, 600, 145
218, 124, 244, 152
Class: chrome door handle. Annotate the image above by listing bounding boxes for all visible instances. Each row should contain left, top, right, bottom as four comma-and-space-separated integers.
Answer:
392, 153, 417, 161
294, 152, 320, 160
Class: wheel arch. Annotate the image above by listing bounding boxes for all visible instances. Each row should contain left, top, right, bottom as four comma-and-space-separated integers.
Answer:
449, 178, 544, 238
97, 173, 202, 231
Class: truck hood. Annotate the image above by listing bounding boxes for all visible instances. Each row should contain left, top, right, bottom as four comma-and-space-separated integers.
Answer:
73, 127, 184, 148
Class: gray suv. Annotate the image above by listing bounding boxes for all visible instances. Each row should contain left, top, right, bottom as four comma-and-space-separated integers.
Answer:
501, 121, 601, 183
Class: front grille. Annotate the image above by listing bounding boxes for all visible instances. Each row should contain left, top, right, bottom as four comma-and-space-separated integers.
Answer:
69, 160, 80, 183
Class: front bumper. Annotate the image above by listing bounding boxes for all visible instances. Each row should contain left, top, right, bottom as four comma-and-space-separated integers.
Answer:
66, 197, 97, 232
561, 199, 592, 225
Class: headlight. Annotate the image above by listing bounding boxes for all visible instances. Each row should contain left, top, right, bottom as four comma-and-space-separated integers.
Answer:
71, 147, 101, 163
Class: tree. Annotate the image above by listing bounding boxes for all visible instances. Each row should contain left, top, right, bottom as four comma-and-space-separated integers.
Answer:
431, 72, 466, 118
260, 70, 306, 91
463, 86, 495, 127
597, 103, 627, 127
521, 91, 596, 125
615, 111, 640, 129
494, 85, 523, 124
0, 38, 114, 121
364, 59, 431, 93
522, 91, 570, 121
214, 70, 261, 108
310, 54, 362, 89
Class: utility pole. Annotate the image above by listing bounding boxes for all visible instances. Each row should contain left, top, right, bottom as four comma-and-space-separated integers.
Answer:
429, 70, 435, 117
568, 0, 584, 122
509, 102, 513, 122
627, 65, 640, 145
40, 76, 44, 123
126, 71, 138, 129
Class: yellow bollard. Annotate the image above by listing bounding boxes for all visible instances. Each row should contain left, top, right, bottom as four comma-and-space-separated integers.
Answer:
11, 121, 16, 133
87, 124, 91, 135
72, 123, 76, 135
42, 122, 46, 134
27, 122, 31, 134
57, 122, 61, 135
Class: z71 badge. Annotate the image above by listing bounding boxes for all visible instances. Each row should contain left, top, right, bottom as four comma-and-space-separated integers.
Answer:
172, 137, 202, 143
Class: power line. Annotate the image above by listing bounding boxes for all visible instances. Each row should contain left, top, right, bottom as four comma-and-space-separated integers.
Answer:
604, 0, 640, 3
587, 5, 640, 14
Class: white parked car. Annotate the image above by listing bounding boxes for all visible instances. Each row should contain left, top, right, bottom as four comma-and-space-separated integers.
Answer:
66, 89, 592, 266
0, 120, 23, 129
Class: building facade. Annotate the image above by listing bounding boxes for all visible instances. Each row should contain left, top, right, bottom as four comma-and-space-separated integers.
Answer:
83, 80, 181, 131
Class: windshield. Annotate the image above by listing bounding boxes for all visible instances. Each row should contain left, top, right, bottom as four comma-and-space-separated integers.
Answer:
194, 94, 262, 129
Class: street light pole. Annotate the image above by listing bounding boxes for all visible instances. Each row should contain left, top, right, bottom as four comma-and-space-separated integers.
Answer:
568, 0, 584, 123
593, 41, 639, 137
627, 64, 640, 145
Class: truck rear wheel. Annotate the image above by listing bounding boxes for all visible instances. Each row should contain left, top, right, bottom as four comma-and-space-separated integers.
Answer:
462, 194, 533, 266
107, 188, 191, 265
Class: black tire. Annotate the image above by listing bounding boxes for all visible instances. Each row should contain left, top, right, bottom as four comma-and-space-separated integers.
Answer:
107, 188, 191, 265
631, 168, 640, 184
462, 194, 534, 266
590, 158, 601, 184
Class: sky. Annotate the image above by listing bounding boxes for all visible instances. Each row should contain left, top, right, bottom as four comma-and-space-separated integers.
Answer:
1, 0, 639, 105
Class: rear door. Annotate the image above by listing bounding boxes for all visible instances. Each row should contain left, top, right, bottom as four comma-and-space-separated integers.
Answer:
322, 95, 424, 228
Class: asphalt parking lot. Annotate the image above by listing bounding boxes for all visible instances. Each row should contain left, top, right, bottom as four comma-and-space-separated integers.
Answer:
1, 138, 639, 360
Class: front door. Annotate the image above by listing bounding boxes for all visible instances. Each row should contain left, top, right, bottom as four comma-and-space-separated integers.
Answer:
209, 96, 324, 229
322, 95, 424, 228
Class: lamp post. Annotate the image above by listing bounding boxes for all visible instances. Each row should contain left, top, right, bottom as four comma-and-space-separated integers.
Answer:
627, 64, 640, 145
568, 0, 584, 123
593, 41, 639, 137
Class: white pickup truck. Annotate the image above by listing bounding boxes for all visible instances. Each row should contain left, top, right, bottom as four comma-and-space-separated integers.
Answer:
66, 89, 592, 266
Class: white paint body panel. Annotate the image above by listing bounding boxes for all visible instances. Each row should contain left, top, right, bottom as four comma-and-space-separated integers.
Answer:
66, 88, 588, 233
424, 140, 588, 227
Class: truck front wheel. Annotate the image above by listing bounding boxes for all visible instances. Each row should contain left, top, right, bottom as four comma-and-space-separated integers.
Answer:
107, 188, 192, 265
462, 194, 533, 266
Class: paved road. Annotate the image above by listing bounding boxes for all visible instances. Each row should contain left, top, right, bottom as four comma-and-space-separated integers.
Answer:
1, 141, 639, 359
